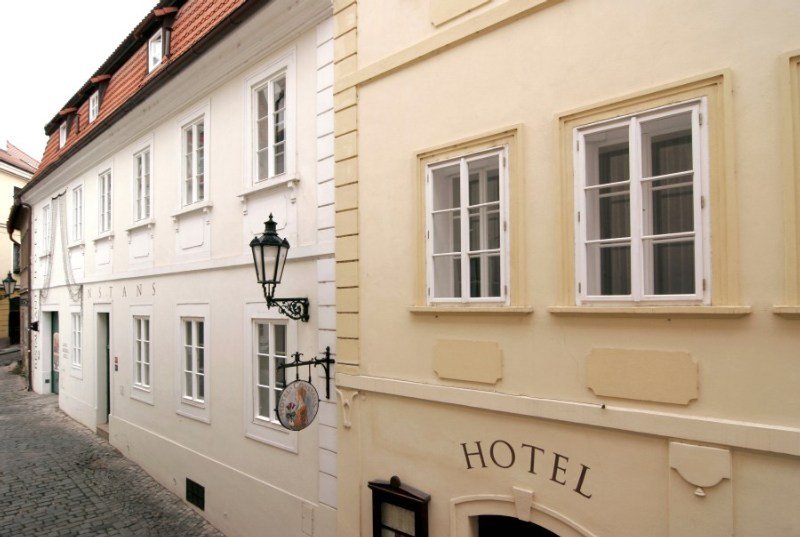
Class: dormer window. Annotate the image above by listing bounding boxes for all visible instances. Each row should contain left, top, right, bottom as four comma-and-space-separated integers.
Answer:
59, 123, 67, 148
148, 30, 164, 72
89, 91, 100, 123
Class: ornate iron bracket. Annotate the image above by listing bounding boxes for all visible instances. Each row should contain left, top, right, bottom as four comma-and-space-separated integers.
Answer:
277, 347, 335, 399
263, 286, 310, 322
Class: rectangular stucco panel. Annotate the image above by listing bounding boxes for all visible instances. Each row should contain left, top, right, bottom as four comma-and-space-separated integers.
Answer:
433, 339, 502, 384
586, 348, 698, 405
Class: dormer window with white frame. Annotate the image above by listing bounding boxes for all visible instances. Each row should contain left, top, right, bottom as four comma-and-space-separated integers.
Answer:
148, 29, 164, 72
573, 99, 710, 304
89, 91, 100, 123
245, 55, 295, 185
59, 122, 67, 148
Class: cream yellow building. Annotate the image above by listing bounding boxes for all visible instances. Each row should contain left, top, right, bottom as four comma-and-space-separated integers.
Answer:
0, 142, 35, 346
332, 1, 800, 535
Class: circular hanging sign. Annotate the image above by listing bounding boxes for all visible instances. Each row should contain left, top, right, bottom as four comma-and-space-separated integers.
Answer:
277, 380, 320, 431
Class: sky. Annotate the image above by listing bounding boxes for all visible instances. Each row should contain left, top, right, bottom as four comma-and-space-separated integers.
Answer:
0, 0, 158, 162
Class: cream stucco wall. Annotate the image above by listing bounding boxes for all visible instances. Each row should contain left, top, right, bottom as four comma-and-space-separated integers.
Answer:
336, 0, 800, 535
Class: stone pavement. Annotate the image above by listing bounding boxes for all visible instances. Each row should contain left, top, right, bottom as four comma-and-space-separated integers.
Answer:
0, 364, 224, 537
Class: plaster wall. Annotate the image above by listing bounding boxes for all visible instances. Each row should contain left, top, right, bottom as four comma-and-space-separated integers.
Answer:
337, 0, 800, 535
23, 1, 337, 535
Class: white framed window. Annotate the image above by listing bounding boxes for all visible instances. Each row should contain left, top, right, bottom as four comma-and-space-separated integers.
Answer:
71, 313, 82, 368
574, 99, 710, 304
425, 147, 509, 303
181, 117, 206, 206
148, 30, 163, 72
41, 204, 51, 255
243, 303, 297, 451
244, 53, 295, 186
59, 123, 67, 148
98, 169, 112, 233
181, 318, 206, 404
254, 71, 287, 181
253, 321, 288, 424
133, 316, 151, 389
133, 148, 151, 220
89, 91, 100, 123
72, 185, 83, 242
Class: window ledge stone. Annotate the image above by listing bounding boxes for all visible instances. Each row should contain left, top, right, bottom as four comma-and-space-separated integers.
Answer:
548, 305, 751, 318
409, 305, 534, 315
237, 174, 300, 214
92, 231, 114, 242
67, 240, 85, 250
773, 306, 800, 319
126, 218, 155, 233
171, 199, 213, 220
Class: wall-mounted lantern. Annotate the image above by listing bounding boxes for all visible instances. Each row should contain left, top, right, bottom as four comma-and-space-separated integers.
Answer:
250, 214, 310, 322
2, 272, 17, 298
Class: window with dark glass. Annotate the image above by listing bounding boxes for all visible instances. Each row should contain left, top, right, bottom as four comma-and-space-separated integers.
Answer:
369, 476, 429, 537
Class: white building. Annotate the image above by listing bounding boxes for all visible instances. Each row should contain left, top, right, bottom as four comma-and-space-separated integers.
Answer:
18, 1, 338, 535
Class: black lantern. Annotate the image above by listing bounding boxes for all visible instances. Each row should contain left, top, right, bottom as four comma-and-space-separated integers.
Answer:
2, 272, 16, 297
250, 215, 310, 322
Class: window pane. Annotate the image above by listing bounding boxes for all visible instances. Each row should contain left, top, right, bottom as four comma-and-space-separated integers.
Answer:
197, 322, 204, 346
274, 324, 286, 355
258, 151, 270, 181
185, 347, 193, 372
432, 164, 460, 210
273, 76, 286, 111
184, 372, 193, 398
467, 154, 500, 205
587, 243, 631, 296
276, 355, 286, 388
650, 180, 693, 235
650, 239, 695, 295
274, 145, 285, 175
184, 321, 192, 346
258, 387, 271, 419
433, 210, 460, 254
433, 255, 461, 298
197, 348, 204, 374
381, 503, 416, 535
468, 253, 500, 298
197, 123, 205, 148
256, 87, 269, 119
641, 113, 692, 177
257, 118, 269, 150
587, 185, 630, 240
584, 128, 629, 186
258, 355, 270, 386
468, 205, 501, 251
143, 363, 150, 387
197, 375, 204, 400
257, 324, 269, 354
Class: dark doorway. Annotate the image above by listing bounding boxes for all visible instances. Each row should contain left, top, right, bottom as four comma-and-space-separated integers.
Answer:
97, 313, 111, 421
478, 515, 559, 536
50, 312, 59, 394
9, 297, 19, 345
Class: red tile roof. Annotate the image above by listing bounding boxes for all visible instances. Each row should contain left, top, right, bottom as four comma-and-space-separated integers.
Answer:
0, 142, 38, 176
31, 0, 270, 187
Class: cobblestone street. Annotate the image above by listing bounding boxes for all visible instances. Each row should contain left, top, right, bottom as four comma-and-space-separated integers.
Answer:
0, 360, 224, 537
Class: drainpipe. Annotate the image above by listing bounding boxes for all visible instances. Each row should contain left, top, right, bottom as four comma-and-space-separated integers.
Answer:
22, 202, 32, 391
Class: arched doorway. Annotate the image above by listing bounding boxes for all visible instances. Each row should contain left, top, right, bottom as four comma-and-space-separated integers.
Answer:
478, 515, 558, 536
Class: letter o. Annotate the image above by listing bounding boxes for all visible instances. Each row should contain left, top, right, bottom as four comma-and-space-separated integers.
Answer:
489, 440, 515, 469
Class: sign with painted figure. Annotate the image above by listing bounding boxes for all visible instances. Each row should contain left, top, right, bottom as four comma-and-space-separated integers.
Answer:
277, 380, 319, 431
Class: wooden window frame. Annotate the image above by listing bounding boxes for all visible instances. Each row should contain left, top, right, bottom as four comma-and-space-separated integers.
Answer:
416, 126, 525, 310
98, 169, 112, 233
71, 185, 83, 242
181, 116, 206, 206
89, 91, 100, 123
181, 318, 206, 405
252, 320, 288, 425
148, 30, 164, 73
573, 99, 710, 305
71, 312, 82, 368
133, 147, 152, 221
59, 122, 67, 148
133, 316, 151, 389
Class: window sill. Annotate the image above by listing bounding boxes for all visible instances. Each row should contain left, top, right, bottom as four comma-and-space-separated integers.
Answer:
245, 419, 298, 453
131, 386, 154, 406
176, 407, 211, 424
126, 218, 155, 233
237, 173, 300, 212
67, 240, 85, 250
171, 199, 213, 219
409, 305, 534, 315
70, 366, 83, 380
773, 306, 800, 319
548, 305, 752, 318
93, 231, 114, 242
